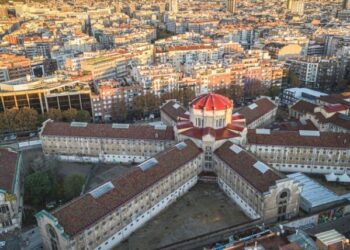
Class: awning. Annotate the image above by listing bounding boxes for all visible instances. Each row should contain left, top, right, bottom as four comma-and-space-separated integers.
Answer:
339, 173, 350, 183
325, 172, 337, 182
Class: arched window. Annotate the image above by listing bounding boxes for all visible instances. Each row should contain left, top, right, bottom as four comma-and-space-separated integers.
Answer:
46, 224, 59, 250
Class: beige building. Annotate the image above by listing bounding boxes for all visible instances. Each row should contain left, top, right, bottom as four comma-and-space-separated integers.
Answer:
246, 129, 350, 175
36, 93, 301, 250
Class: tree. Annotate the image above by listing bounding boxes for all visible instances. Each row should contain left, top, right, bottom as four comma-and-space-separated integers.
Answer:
24, 171, 52, 208
45, 108, 63, 121
15, 107, 38, 131
63, 173, 85, 200
269, 86, 281, 98
76, 110, 91, 122
62, 108, 78, 122
112, 98, 127, 122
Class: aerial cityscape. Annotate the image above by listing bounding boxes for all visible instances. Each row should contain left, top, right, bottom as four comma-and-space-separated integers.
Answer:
0, 0, 350, 249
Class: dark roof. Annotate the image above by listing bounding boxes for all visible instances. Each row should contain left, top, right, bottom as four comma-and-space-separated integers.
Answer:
160, 100, 188, 122
41, 122, 175, 141
0, 148, 17, 193
52, 140, 202, 236
247, 129, 350, 148
290, 100, 317, 114
214, 141, 282, 193
318, 95, 350, 107
238, 98, 277, 125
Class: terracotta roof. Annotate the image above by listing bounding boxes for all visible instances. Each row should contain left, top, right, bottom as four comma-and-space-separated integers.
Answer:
324, 104, 348, 113
41, 122, 175, 141
52, 140, 202, 237
214, 141, 282, 193
247, 129, 350, 148
290, 100, 317, 115
237, 98, 276, 125
180, 126, 240, 140
0, 148, 17, 193
160, 101, 187, 123
191, 93, 233, 111
318, 95, 350, 107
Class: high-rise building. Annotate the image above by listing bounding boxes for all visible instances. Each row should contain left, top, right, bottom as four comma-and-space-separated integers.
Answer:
227, 0, 236, 13
169, 0, 178, 13
343, 0, 350, 9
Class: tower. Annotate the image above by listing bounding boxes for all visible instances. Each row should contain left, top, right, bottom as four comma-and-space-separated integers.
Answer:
169, 0, 178, 13
227, 0, 236, 13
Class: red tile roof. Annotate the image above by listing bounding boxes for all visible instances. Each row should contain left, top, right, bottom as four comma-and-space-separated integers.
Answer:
52, 140, 202, 237
323, 104, 348, 113
290, 100, 317, 115
41, 122, 175, 141
214, 141, 282, 193
191, 93, 233, 111
0, 148, 17, 193
247, 129, 350, 148
238, 98, 277, 125
180, 126, 240, 140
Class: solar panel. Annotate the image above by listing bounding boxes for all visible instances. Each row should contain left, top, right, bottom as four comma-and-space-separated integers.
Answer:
175, 141, 187, 150
139, 158, 158, 171
112, 123, 130, 129
89, 181, 115, 198
256, 129, 271, 135
70, 122, 88, 127
253, 161, 270, 174
299, 130, 320, 137
248, 103, 258, 110
229, 144, 242, 154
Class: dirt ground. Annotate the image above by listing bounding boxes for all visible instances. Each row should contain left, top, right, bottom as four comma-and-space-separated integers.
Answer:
114, 182, 251, 250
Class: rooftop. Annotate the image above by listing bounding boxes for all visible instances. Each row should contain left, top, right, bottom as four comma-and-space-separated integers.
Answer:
41, 121, 175, 141
50, 140, 202, 236
191, 93, 232, 111
0, 148, 18, 193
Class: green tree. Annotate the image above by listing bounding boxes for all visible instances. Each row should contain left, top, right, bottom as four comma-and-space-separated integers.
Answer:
63, 173, 85, 200
45, 108, 63, 121
269, 85, 281, 98
24, 171, 52, 208
62, 108, 78, 122
76, 110, 91, 122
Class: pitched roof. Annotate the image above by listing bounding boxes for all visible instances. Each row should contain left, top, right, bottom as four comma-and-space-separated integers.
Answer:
290, 100, 317, 115
52, 140, 202, 237
214, 141, 282, 193
237, 98, 276, 125
41, 122, 175, 141
0, 148, 17, 193
160, 100, 188, 122
247, 129, 350, 148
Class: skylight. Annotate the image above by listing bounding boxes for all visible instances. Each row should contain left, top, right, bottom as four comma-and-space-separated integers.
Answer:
253, 161, 270, 174
139, 158, 158, 171
229, 144, 242, 154
112, 123, 130, 129
70, 122, 88, 127
175, 141, 187, 150
248, 103, 258, 110
299, 130, 320, 137
89, 181, 115, 199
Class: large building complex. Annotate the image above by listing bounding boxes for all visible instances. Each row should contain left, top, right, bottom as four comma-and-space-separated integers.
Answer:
36, 93, 302, 250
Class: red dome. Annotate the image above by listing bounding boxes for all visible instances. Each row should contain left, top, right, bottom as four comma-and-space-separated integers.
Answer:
191, 93, 233, 111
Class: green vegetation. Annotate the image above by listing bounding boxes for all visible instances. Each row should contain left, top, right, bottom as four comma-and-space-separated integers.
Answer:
63, 173, 86, 200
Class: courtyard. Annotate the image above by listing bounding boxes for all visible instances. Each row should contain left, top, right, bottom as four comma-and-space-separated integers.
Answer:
114, 182, 251, 250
